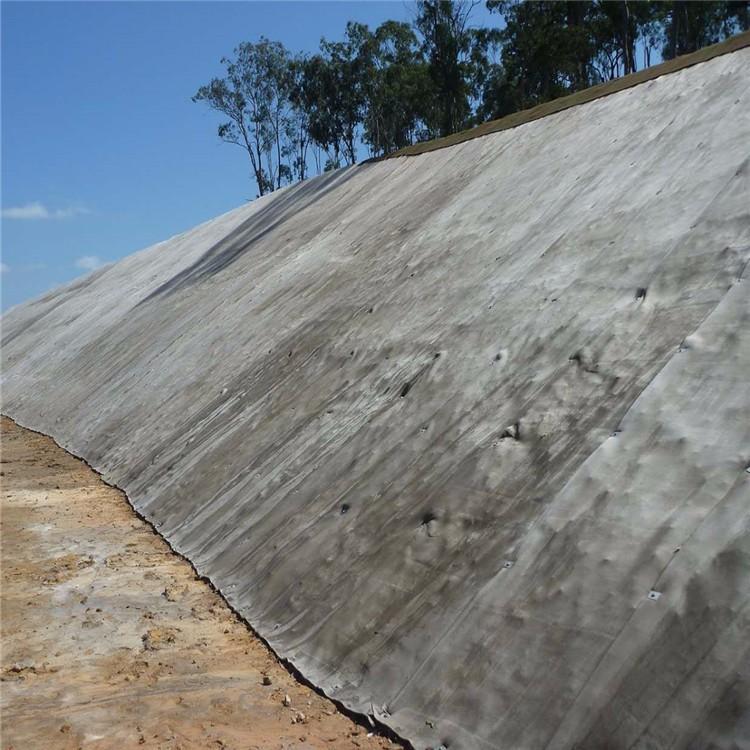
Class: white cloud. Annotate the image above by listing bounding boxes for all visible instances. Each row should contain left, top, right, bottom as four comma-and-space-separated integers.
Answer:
0, 262, 9, 274
2, 202, 90, 220
75, 255, 104, 271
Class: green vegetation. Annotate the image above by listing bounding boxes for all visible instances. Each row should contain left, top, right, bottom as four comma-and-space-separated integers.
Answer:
194, 0, 748, 196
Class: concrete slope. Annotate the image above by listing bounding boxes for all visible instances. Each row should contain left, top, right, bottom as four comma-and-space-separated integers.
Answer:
3, 47, 749, 750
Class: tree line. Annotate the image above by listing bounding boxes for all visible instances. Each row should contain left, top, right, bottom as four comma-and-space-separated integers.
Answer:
194, 0, 748, 196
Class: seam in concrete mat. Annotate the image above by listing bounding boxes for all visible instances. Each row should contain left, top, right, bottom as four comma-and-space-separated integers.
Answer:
377, 30, 750, 160
1, 414, 413, 750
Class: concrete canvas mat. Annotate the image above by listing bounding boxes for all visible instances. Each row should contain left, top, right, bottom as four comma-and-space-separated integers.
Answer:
2, 44, 750, 750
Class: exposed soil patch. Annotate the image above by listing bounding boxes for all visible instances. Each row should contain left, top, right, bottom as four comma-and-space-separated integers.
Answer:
0, 417, 400, 750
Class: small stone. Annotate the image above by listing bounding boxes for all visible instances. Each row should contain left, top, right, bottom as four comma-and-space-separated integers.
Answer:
164, 583, 189, 602
282, 693, 292, 707
500, 423, 519, 440
262, 675, 272, 686
141, 627, 179, 651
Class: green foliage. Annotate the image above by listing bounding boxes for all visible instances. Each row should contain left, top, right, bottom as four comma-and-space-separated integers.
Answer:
488, 1, 593, 110
660, 1, 748, 59
294, 23, 374, 167
194, 1, 748, 196
361, 21, 432, 155
193, 38, 299, 196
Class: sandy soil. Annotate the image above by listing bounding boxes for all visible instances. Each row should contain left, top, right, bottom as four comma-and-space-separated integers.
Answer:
0, 417, 400, 750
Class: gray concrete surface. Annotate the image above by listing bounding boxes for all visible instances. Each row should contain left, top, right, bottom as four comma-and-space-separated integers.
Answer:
2, 47, 749, 749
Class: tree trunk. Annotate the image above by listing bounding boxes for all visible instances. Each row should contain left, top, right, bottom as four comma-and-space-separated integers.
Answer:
622, 1, 636, 75
275, 111, 282, 190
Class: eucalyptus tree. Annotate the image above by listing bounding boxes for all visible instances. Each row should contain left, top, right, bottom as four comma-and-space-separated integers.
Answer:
415, 0, 478, 137
660, 1, 748, 59
297, 24, 367, 169
285, 56, 313, 182
360, 21, 432, 155
487, 1, 594, 108
193, 38, 297, 196
193, 1, 750, 194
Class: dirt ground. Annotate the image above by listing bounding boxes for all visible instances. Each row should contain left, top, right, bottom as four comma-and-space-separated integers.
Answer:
0, 417, 401, 750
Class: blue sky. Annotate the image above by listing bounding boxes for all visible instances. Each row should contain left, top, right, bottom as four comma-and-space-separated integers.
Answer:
1, 0, 499, 311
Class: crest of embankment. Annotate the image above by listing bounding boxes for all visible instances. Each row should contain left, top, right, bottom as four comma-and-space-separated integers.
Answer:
2, 37, 750, 750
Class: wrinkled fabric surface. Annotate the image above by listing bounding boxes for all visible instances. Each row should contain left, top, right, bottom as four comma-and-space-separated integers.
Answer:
3, 48, 750, 750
